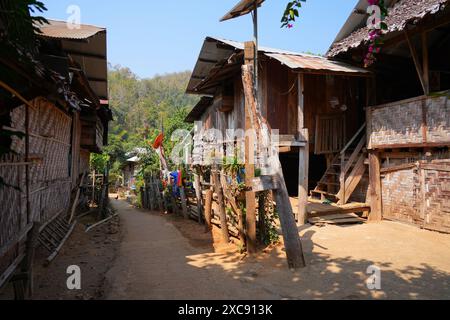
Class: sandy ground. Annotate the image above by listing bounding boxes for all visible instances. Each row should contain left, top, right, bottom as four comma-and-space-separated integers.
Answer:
0, 214, 121, 300
2, 197, 449, 300
106, 199, 450, 300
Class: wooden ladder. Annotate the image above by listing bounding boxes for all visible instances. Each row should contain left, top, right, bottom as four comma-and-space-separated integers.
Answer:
310, 124, 368, 205
38, 214, 76, 263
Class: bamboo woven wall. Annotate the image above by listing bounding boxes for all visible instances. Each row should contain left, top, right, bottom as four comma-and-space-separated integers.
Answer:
0, 97, 73, 279
381, 155, 450, 233
367, 95, 450, 149
423, 161, 450, 233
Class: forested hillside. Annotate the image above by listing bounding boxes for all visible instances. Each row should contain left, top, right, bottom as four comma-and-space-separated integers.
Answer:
100, 66, 199, 178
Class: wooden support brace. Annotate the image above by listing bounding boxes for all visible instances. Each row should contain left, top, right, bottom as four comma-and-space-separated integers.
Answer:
368, 152, 383, 222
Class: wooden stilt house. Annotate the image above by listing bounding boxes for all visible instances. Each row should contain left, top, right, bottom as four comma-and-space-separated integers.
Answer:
186, 37, 372, 224
328, 0, 450, 232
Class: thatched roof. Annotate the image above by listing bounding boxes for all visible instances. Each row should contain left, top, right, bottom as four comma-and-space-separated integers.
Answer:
327, 0, 450, 58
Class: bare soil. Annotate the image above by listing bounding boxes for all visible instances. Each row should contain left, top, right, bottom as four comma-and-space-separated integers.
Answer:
106, 199, 450, 300
0, 213, 122, 300
2, 197, 449, 300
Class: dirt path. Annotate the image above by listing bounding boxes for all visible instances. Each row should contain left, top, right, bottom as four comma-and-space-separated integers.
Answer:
106, 199, 450, 300
105, 199, 277, 300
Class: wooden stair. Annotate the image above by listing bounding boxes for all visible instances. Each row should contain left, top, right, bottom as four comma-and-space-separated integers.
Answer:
310, 124, 368, 206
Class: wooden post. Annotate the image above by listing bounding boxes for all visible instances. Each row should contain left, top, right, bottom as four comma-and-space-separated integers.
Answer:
422, 32, 430, 95
179, 186, 189, 219
16, 222, 41, 299
91, 170, 96, 204
242, 64, 306, 269
368, 151, 382, 222
298, 129, 309, 226
297, 73, 309, 226
193, 172, 204, 224
273, 167, 306, 269
244, 41, 257, 254
204, 187, 213, 232
213, 167, 230, 243
69, 172, 86, 224
153, 176, 163, 211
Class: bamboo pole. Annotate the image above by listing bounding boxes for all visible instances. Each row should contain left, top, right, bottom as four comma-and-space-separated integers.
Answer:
69, 172, 86, 224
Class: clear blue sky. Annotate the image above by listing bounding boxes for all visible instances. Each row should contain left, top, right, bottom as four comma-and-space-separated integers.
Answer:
41, 0, 357, 78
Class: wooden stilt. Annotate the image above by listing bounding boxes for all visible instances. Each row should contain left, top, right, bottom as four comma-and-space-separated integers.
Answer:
298, 129, 309, 226
242, 64, 306, 269
204, 188, 213, 232
213, 167, 230, 243
179, 186, 189, 219
193, 172, 204, 224
368, 151, 382, 222
244, 41, 257, 254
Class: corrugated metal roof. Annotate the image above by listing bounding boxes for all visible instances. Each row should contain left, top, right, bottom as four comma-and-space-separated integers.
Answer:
187, 36, 370, 94
36, 20, 108, 101
265, 53, 370, 75
37, 19, 105, 40
221, 0, 265, 22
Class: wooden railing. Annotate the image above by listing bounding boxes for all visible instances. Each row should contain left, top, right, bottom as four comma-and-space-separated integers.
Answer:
338, 123, 367, 205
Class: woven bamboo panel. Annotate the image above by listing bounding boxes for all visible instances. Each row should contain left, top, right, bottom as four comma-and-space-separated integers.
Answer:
368, 95, 450, 148
1, 97, 73, 273
382, 165, 423, 225
369, 99, 424, 148
39, 180, 71, 223
0, 166, 23, 249
426, 96, 450, 144
423, 162, 450, 233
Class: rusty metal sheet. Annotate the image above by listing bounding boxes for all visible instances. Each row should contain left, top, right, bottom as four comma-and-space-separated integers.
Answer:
220, 0, 265, 22
265, 53, 370, 75
37, 19, 105, 40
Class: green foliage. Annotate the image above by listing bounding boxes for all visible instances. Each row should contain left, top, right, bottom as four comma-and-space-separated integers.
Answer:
106, 66, 198, 179
90, 153, 109, 173
281, 0, 306, 28
0, 0, 48, 53
258, 191, 280, 246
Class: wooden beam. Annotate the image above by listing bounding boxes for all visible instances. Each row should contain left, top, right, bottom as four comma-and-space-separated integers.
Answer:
252, 175, 280, 193
405, 31, 427, 95
368, 152, 382, 222
244, 42, 257, 254
422, 32, 430, 95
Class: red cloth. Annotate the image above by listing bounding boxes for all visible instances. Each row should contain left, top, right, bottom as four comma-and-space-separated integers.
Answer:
152, 133, 164, 149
